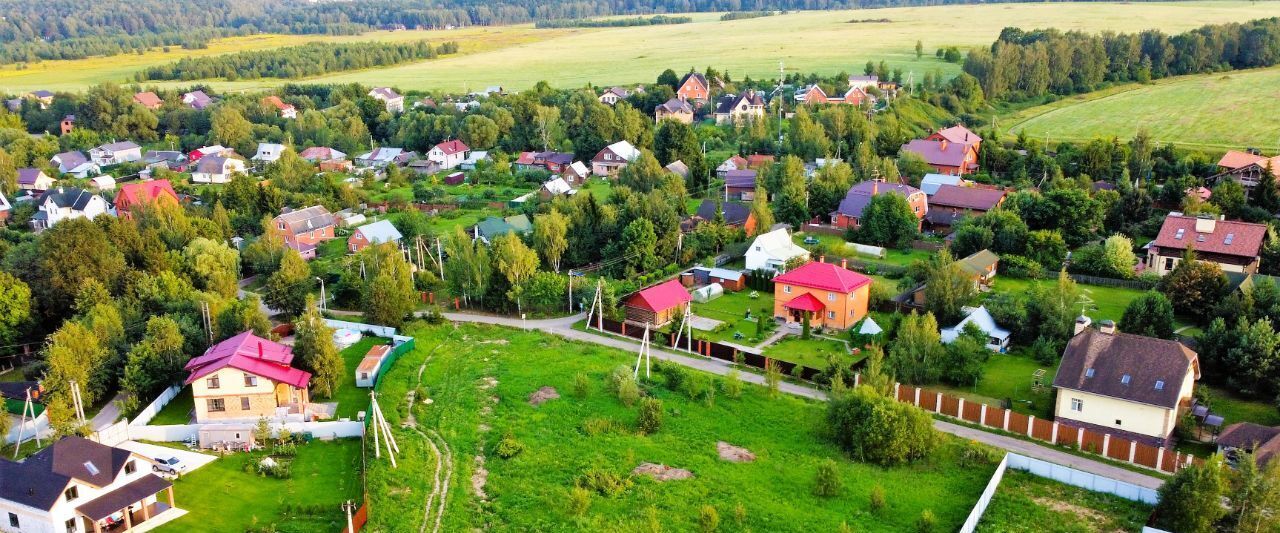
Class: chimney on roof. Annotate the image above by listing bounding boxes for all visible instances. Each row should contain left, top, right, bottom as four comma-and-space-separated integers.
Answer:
841, 258, 848, 270
940, 139, 949, 151
872, 181, 879, 195
1195, 216, 1217, 234
1073, 315, 1092, 336
818, 255, 825, 263
258, 342, 263, 359
1099, 320, 1116, 335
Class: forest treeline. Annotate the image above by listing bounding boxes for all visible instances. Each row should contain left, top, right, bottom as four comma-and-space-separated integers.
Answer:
0, 0, 1188, 65
135, 40, 459, 82
963, 17, 1280, 101
534, 15, 691, 29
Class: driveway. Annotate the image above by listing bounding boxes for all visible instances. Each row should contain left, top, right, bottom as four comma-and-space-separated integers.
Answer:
441, 311, 1166, 489
117, 441, 218, 478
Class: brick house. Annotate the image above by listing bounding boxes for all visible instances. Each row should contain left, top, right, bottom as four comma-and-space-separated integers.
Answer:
273, 206, 337, 259
772, 259, 872, 330
925, 125, 982, 154
675, 72, 710, 102
830, 181, 927, 229
655, 98, 694, 124
713, 91, 765, 125
900, 139, 978, 175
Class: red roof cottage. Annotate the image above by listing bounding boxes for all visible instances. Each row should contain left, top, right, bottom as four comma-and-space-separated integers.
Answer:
624, 279, 692, 327
428, 139, 470, 170
923, 184, 1006, 231
925, 125, 982, 153
184, 331, 312, 423
772, 260, 872, 330
113, 179, 178, 220
1145, 214, 1267, 275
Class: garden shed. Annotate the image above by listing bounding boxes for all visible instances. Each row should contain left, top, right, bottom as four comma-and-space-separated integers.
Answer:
624, 279, 692, 327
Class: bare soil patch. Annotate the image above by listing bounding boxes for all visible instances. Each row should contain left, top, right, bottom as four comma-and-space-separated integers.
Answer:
632, 463, 693, 482
717, 441, 756, 463
527, 386, 560, 407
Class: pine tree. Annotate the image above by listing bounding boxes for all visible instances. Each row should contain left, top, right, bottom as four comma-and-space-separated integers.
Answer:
1254, 160, 1280, 214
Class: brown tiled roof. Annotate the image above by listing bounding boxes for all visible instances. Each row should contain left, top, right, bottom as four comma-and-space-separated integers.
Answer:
1053, 328, 1198, 409
1218, 422, 1280, 465
133, 91, 162, 108
901, 139, 973, 168
1218, 150, 1267, 170
1151, 214, 1267, 258
928, 184, 1005, 211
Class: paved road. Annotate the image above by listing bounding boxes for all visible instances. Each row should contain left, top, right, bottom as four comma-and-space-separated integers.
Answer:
90, 392, 127, 431
442, 311, 1165, 490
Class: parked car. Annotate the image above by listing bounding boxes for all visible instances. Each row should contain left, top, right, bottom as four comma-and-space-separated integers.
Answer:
152, 456, 188, 475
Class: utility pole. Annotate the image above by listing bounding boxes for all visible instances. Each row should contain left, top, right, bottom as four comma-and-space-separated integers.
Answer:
315, 277, 326, 313
633, 323, 653, 380
342, 501, 356, 533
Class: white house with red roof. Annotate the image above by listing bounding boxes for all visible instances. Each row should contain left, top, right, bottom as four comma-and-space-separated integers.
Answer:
771, 259, 872, 330
427, 139, 470, 170
623, 279, 692, 327
184, 331, 312, 423
1145, 214, 1267, 275
1211, 149, 1280, 200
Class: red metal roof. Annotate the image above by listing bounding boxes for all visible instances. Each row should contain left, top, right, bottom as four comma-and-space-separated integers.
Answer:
783, 292, 825, 312
1152, 214, 1267, 258
183, 331, 311, 389
772, 261, 871, 293
931, 125, 982, 145
434, 139, 470, 156
625, 279, 692, 312
115, 179, 177, 209
1218, 150, 1266, 170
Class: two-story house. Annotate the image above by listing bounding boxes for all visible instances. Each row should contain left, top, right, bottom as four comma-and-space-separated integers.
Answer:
189, 156, 246, 184
1145, 214, 1267, 275
772, 259, 872, 330
427, 140, 470, 170
654, 98, 694, 124
1053, 317, 1199, 447
830, 181, 928, 230
50, 152, 100, 179
16, 168, 55, 192
114, 180, 178, 220
713, 91, 765, 125
184, 331, 312, 424
273, 206, 337, 259
88, 142, 142, 167
30, 188, 112, 231
675, 72, 710, 102
0, 436, 177, 533
368, 87, 404, 113
591, 141, 641, 177
900, 138, 979, 176
348, 220, 403, 253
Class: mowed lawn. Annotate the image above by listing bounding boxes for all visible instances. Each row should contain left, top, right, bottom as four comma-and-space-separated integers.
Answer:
976, 470, 1152, 532
1005, 65, 1280, 150
331, 336, 390, 420
933, 351, 1060, 420
690, 289, 774, 344
9, 2, 1278, 93
367, 323, 998, 531
157, 439, 363, 532
762, 335, 860, 370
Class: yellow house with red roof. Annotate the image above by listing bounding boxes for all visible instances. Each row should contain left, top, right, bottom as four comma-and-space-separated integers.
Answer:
772, 260, 872, 330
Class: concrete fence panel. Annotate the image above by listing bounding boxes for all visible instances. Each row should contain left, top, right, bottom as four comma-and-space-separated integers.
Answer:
958, 454, 1009, 533
1006, 453, 1159, 505
130, 385, 183, 427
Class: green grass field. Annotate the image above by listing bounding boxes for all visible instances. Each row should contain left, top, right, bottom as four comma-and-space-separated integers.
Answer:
762, 335, 858, 369
976, 470, 1152, 532
157, 439, 363, 532
331, 336, 390, 420
366, 322, 998, 531
148, 388, 195, 425
983, 276, 1149, 324
690, 289, 774, 343
5, 2, 1276, 94
1003, 65, 1280, 151
934, 351, 1060, 419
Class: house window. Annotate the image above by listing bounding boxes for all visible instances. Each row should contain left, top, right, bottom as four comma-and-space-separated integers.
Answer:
207, 398, 226, 412
1121, 374, 1131, 385
361, 372, 369, 380
1115, 419, 1123, 426
783, 286, 791, 294
828, 292, 835, 302
1070, 398, 1083, 412
1085, 368, 1095, 378
9, 512, 18, 528
125, 460, 136, 475
66, 517, 77, 533
244, 374, 258, 387
64, 486, 79, 502
241, 397, 251, 410
1164, 257, 1174, 271
827, 311, 836, 319
207, 376, 220, 389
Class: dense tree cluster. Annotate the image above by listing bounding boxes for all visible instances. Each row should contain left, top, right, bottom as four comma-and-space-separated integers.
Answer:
965, 18, 1280, 101
138, 40, 459, 81
534, 15, 691, 29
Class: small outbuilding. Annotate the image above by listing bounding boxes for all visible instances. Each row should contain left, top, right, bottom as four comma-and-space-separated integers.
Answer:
199, 424, 256, 450
692, 283, 724, 303
624, 279, 692, 327
690, 267, 746, 291
356, 344, 392, 387
940, 306, 1010, 352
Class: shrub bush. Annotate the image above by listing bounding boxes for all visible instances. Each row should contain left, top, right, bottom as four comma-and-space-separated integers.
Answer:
657, 360, 686, 391
636, 397, 663, 434
998, 254, 1044, 279
812, 459, 843, 497
826, 387, 938, 466
869, 484, 886, 513
722, 371, 742, 399
617, 375, 641, 407
915, 510, 937, 533
572, 372, 590, 398
606, 365, 631, 393
581, 416, 622, 436
496, 431, 525, 459
577, 466, 633, 497
698, 504, 720, 532
568, 486, 591, 516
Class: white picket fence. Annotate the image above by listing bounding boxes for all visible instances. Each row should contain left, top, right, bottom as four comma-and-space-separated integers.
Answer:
960, 453, 1167, 532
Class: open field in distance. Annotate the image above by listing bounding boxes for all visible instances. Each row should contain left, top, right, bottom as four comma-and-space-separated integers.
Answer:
4, 2, 1279, 94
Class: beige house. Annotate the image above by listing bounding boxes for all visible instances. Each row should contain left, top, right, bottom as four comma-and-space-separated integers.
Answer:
184, 331, 311, 423
1052, 317, 1199, 447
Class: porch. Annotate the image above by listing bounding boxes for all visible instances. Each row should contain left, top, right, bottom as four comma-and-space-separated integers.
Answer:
76, 474, 178, 533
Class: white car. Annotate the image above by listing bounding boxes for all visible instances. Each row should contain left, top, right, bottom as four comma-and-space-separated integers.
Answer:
152, 456, 188, 476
